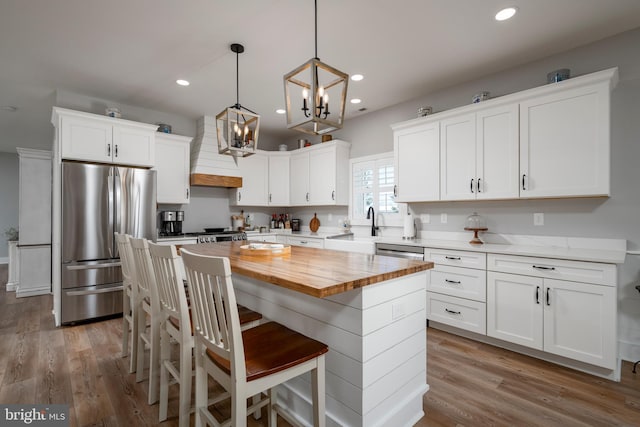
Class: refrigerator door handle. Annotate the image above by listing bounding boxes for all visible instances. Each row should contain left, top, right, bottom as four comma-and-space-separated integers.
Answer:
66, 285, 123, 296
108, 167, 115, 258
65, 262, 121, 271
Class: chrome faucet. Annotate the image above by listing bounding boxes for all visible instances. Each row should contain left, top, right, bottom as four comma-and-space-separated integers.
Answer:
366, 206, 379, 236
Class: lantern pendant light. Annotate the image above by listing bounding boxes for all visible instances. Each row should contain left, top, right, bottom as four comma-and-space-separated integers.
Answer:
216, 43, 259, 157
283, 0, 348, 135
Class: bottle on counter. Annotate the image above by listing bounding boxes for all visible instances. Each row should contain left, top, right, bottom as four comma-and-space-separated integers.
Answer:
271, 214, 276, 230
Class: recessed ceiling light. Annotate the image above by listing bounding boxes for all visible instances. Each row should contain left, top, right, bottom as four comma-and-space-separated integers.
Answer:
0, 105, 17, 112
176, 79, 190, 86
350, 98, 362, 104
351, 74, 364, 81
495, 7, 517, 21
276, 109, 286, 114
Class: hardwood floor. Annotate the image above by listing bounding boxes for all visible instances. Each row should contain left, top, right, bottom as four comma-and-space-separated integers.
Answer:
1, 264, 639, 426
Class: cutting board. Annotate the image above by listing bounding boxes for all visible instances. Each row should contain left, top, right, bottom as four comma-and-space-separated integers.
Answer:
309, 213, 320, 232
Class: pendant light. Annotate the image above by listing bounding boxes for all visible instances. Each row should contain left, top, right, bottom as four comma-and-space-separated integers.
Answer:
216, 43, 259, 157
283, 0, 349, 135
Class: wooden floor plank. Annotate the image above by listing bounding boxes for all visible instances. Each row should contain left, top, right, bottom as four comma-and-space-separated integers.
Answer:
1, 265, 640, 426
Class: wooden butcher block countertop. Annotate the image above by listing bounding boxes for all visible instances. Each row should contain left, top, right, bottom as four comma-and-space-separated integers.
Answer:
181, 241, 433, 298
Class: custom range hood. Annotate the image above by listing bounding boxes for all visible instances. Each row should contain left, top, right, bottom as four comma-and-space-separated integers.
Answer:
190, 116, 242, 188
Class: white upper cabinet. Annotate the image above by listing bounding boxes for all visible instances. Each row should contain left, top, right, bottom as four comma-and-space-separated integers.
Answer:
289, 151, 309, 205
230, 151, 269, 206
391, 67, 618, 202
393, 121, 440, 202
520, 79, 612, 198
53, 107, 156, 167
289, 140, 350, 206
476, 104, 520, 200
268, 152, 290, 206
155, 133, 192, 204
440, 105, 519, 201
440, 113, 476, 200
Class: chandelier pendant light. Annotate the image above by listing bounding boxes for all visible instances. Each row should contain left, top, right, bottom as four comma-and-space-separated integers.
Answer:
217, 43, 259, 157
283, 0, 348, 135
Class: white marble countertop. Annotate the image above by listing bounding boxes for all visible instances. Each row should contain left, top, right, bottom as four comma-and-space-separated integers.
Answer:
375, 237, 626, 264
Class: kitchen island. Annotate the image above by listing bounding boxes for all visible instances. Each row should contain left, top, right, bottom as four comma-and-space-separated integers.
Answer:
182, 241, 433, 427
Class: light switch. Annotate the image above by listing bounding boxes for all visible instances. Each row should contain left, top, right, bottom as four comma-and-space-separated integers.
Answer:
534, 213, 544, 226
440, 213, 448, 224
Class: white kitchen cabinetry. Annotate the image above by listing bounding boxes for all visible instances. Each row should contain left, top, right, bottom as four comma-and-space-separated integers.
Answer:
519, 73, 614, 198
247, 234, 278, 243
425, 248, 487, 334
487, 254, 617, 369
440, 105, 519, 200
230, 152, 269, 206
268, 152, 290, 206
17, 148, 52, 297
289, 141, 350, 206
393, 121, 440, 202
53, 107, 156, 167
287, 235, 324, 249
155, 133, 192, 204
6, 241, 19, 292
391, 67, 617, 202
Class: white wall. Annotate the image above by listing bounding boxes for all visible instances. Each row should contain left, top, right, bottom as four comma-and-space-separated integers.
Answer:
0, 152, 19, 260
328, 27, 640, 362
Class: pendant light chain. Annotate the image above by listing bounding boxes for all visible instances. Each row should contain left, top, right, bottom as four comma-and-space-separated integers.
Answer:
314, 0, 318, 60
235, 48, 240, 108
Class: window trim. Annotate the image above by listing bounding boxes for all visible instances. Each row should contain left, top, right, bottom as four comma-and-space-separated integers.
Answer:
349, 152, 405, 227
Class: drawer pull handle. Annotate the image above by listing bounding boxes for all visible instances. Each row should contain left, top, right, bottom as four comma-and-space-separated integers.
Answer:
522, 174, 527, 191
445, 279, 461, 284
536, 286, 540, 304
533, 265, 555, 271
445, 308, 461, 315
445, 256, 461, 260
470, 179, 474, 193
546, 288, 551, 306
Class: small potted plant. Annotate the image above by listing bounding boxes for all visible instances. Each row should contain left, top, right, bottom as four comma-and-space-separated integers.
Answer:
4, 227, 18, 242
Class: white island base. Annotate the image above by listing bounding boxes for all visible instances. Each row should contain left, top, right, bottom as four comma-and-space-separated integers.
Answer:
233, 270, 429, 427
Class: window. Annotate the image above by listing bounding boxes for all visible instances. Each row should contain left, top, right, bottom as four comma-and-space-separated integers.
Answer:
350, 153, 403, 226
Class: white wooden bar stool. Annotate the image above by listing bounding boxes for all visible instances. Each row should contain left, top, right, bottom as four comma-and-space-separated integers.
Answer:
130, 237, 162, 405
181, 249, 328, 427
115, 232, 138, 374
148, 242, 193, 427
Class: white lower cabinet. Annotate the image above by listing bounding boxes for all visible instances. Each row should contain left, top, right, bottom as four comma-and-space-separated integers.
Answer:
247, 234, 278, 243
287, 235, 324, 249
425, 248, 487, 334
487, 255, 617, 369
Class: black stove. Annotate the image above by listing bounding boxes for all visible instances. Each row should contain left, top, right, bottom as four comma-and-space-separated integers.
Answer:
159, 229, 247, 243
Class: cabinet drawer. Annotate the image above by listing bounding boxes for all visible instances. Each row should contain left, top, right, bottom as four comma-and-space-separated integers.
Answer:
428, 265, 486, 302
427, 292, 486, 335
287, 236, 324, 249
487, 254, 616, 286
424, 248, 486, 269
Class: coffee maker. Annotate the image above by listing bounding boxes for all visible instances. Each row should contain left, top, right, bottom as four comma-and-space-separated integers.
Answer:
160, 211, 184, 236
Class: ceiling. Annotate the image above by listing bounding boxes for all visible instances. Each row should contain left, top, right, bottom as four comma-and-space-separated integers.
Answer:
2, 0, 640, 153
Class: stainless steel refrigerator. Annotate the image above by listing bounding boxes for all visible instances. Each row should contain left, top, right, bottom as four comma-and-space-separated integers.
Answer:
60, 162, 156, 324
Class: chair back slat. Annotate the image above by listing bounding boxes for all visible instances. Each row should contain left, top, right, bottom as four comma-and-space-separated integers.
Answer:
129, 237, 160, 312
115, 232, 136, 292
148, 242, 188, 325
181, 249, 246, 380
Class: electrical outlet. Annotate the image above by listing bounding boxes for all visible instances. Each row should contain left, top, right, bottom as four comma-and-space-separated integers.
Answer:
392, 302, 406, 320
440, 213, 448, 224
534, 213, 544, 226
420, 214, 431, 224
